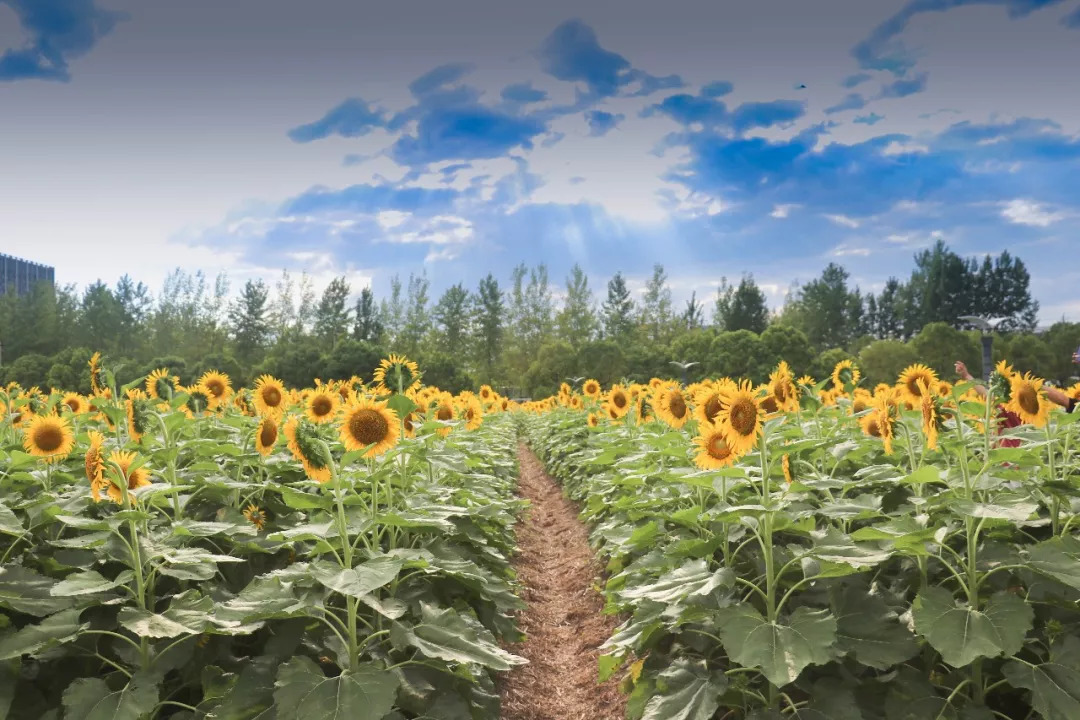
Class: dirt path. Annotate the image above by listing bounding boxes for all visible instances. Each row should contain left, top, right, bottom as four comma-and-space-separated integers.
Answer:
501, 444, 627, 720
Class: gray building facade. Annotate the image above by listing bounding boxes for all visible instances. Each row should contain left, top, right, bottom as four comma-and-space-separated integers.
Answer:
0, 253, 55, 297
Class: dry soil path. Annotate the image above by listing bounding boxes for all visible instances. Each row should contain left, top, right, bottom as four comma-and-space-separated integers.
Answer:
501, 444, 627, 720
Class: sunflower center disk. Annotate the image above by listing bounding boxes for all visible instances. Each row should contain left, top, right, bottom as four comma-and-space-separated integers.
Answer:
34, 426, 64, 452
349, 409, 390, 446
1017, 387, 1040, 415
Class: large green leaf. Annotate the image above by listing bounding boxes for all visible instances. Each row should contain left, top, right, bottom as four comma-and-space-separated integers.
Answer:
51, 570, 134, 597
1027, 536, 1080, 590
715, 603, 837, 687
311, 556, 403, 598
392, 604, 525, 671
61, 674, 160, 720
273, 656, 398, 720
0, 565, 73, 616
621, 560, 732, 604
641, 658, 725, 720
0, 608, 86, 660
1003, 635, 1080, 720
118, 591, 213, 638
912, 587, 1032, 668
951, 495, 1039, 523
0, 502, 23, 536
832, 585, 919, 670
806, 528, 893, 570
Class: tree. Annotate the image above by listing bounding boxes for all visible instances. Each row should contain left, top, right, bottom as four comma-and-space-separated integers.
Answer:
874, 278, 905, 339
784, 263, 862, 350
522, 340, 576, 398
859, 340, 921, 387
353, 287, 383, 344
473, 274, 504, 383
910, 322, 980, 380
295, 272, 317, 334
906, 240, 976, 328
270, 270, 296, 340
431, 283, 471, 358
399, 272, 431, 356
114, 274, 152, 357
79, 281, 123, 353
575, 340, 627, 385
809, 348, 855, 385
556, 264, 597, 347
379, 275, 405, 345
323, 338, 384, 383
760, 325, 813, 378
682, 291, 705, 331
717, 275, 769, 333
313, 277, 351, 346
972, 251, 1039, 332
639, 264, 673, 343
709, 330, 769, 383
1041, 322, 1080, 384
229, 279, 270, 362
601, 272, 635, 340
669, 329, 714, 383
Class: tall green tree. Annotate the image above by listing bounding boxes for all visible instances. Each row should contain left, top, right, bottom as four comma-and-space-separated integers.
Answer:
601, 272, 635, 341
639, 264, 673, 343
783, 263, 862, 350
906, 240, 976, 328
972, 251, 1039, 331
399, 273, 431, 356
682, 291, 705, 331
431, 283, 471, 358
353, 287, 383, 343
556, 264, 597, 347
716, 275, 769, 333
313, 277, 351, 346
229, 279, 271, 362
379, 275, 405, 346
473, 274, 504, 383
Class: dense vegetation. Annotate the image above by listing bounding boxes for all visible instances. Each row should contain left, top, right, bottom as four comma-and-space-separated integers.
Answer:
3, 241, 1073, 398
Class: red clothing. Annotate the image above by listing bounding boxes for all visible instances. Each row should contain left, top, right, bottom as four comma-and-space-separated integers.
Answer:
997, 406, 1021, 448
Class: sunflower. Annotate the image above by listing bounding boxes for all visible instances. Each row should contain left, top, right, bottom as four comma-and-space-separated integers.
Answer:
850, 388, 873, 415
936, 380, 953, 398
402, 411, 420, 438
568, 394, 584, 411
917, 380, 940, 450
500, 397, 511, 412
653, 386, 690, 429
769, 363, 798, 412
478, 384, 495, 403
88, 352, 106, 395
105, 450, 152, 505
859, 407, 894, 455
582, 379, 601, 399
373, 354, 421, 395
23, 414, 75, 462
782, 454, 792, 485
145, 368, 178, 400
760, 392, 780, 416
587, 412, 600, 428
243, 504, 267, 531
716, 381, 763, 455
604, 403, 623, 424
635, 396, 653, 425
432, 396, 457, 436
199, 371, 233, 407
898, 364, 939, 405
832, 359, 860, 391
85, 430, 109, 502
254, 375, 287, 417
283, 416, 332, 483
1005, 372, 1050, 428
693, 387, 724, 427
305, 390, 339, 425
607, 385, 631, 418
234, 390, 255, 416
796, 375, 815, 388
459, 396, 484, 430
255, 415, 278, 456
692, 425, 738, 469
125, 389, 155, 443
182, 385, 212, 417
61, 392, 87, 415
648, 377, 665, 391
1067, 382, 1080, 402
340, 398, 400, 457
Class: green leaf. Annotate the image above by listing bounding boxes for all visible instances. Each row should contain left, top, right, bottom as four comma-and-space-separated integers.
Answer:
311, 556, 403, 598
901, 466, 941, 485
51, 570, 134, 597
716, 603, 837, 687
278, 486, 331, 511
118, 591, 213, 638
1027, 536, 1080, 590
641, 658, 725, 720
832, 585, 919, 670
1004, 635, 1080, 720
0, 565, 73, 616
393, 603, 525, 671
385, 394, 417, 420
273, 656, 398, 720
951, 495, 1039, 523
61, 674, 160, 720
621, 560, 732, 604
912, 587, 1032, 668
807, 528, 893, 570
0, 501, 24, 536
0, 608, 86, 660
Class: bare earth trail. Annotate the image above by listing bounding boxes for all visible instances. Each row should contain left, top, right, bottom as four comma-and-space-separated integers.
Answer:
501, 444, 627, 720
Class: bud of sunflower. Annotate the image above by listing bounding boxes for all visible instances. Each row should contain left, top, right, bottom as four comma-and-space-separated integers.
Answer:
989, 370, 1011, 405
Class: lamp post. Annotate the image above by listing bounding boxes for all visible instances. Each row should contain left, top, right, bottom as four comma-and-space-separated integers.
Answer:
959, 316, 1012, 381
670, 361, 699, 387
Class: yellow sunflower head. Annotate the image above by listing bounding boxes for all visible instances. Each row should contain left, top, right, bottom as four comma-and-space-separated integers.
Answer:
85, 430, 109, 502
88, 352, 107, 395
692, 425, 739, 469
283, 416, 332, 483
604, 403, 623, 424
479, 384, 494, 402
243, 503, 267, 531
255, 415, 279, 456
607, 385, 631, 418
859, 407, 894, 455
587, 412, 600, 428
305, 390, 339, 425
61, 392, 87, 415
23, 414, 74, 462
717, 380, 763, 456
655, 386, 690, 428
898, 364, 939, 404
832, 359, 860, 391
105, 450, 152, 505
145, 368, 178, 400
253, 375, 287, 417
199, 371, 232, 405
693, 387, 724, 428
769, 366, 798, 412
782, 453, 792, 484
182, 385, 212, 417
582, 379, 601, 399
851, 388, 873, 415
1006, 372, 1049, 428
373, 354, 422, 394
340, 398, 400, 457
459, 396, 484, 430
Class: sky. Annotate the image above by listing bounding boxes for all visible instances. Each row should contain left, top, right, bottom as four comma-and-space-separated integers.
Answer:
1, 0, 1079, 323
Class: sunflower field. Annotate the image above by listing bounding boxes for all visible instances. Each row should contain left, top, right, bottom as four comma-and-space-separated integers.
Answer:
523, 360, 1080, 719
0, 354, 528, 719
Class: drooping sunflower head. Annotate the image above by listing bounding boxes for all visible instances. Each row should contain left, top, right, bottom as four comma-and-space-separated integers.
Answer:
1006, 372, 1049, 428
898, 364, 939, 404
832, 359, 860, 391
373, 354, 422, 395
254, 375, 287, 417
859, 407, 895, 455
851, 388, 873, 415
283, 416, 332, 482
607, 385, 631, 418
500, 397, 511, 412
233, 390, 255, 416
85, 430, 109, 502
305, 390, 339, 425
145, 368, 178, 400
340, 398, 401, 457
648, 377, 665, 391
88, 352, 107, 395
61, 392, 87, 415
459, 396, 484, 430
759, 391, 780, 416
782, 453, 792, 485
604, 402, 623, 424
586, 412, 600, 428
124, 389, 155, 442
432, 395, 456, 435
23, 414, 75, 462
568, 395, 584, 411
105, 450, 152, 505
718, 380, 763, 456
635, 395, 653, 425
769, 365, 797, 412
654, 386, 690, 428
917, 380, 941, 450
255, 415, 278, 456
182, 385, 212, 417
692, 425, 738, 470
990, 360, 1016, 403
243, 503, 267, 531
1067, 382, 1080, 402
582, 379, 601, 399
693, 387, 724, 428
402, 411, 420, 438
199, 371, 232, 406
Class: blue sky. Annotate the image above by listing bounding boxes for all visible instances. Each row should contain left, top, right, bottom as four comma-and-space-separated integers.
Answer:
1, 0, 1079, 322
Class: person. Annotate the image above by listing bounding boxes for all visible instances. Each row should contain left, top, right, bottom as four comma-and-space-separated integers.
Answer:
954, 360, 1077, 446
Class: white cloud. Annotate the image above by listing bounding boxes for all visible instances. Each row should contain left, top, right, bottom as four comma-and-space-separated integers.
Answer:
824, 214, 861, 228
770, 204, 799, 219
831, 243, 871, 257
1000, 199, 1067, 227
881, 140, 929, 156
376, 211, 409, 229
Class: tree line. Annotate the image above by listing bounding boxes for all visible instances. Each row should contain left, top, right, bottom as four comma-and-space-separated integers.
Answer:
1, 240, 1075, 397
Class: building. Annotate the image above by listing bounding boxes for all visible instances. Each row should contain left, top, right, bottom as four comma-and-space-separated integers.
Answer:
0, 253, 55, 297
